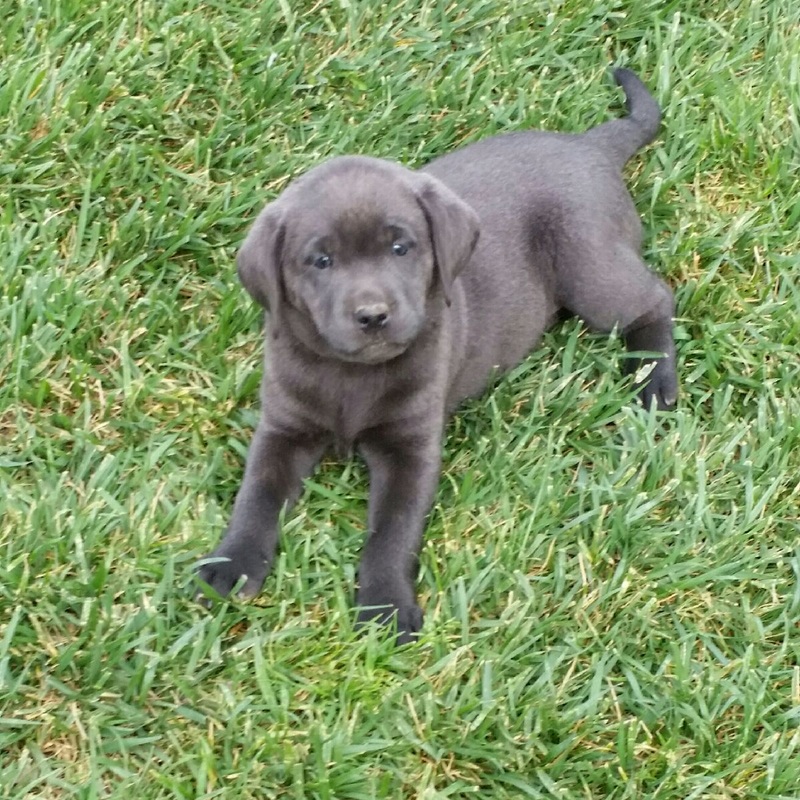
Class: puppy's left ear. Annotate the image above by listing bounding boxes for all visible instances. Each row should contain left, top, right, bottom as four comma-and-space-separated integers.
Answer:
236, 202, 286, 337
414, 175, 480, 305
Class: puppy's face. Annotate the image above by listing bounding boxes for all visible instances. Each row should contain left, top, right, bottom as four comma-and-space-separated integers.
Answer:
280, 171, 434, 364
237, 157, 480, 363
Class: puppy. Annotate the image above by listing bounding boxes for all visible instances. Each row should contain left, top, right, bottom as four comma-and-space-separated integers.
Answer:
197, 69, 677, 643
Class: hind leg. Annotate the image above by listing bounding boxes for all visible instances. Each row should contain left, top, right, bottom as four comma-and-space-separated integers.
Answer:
557, 244, 677, 410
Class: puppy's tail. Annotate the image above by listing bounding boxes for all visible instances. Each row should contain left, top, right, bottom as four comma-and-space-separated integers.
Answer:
585, 68, 661, 167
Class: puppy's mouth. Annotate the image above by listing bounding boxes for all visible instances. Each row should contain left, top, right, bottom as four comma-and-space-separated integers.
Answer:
333, 335, 412, 364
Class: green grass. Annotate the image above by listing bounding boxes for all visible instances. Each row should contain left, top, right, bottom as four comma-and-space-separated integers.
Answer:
2, 0, 799, 797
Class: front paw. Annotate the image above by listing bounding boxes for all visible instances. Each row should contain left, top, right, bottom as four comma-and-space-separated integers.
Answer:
355, 588, 423, 645
195, 543, 269, 604
627, 355, 677, 411
635, 357, 678, 411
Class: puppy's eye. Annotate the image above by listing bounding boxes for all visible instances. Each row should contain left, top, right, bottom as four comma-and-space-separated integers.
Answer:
314, 254, 333, 270
392, 242, 408, 256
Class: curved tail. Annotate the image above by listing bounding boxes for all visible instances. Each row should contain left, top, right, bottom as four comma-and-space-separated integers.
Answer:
585, 68, 661, 167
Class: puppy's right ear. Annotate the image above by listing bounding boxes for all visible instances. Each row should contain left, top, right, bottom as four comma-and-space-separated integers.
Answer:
236, 202, 286, 337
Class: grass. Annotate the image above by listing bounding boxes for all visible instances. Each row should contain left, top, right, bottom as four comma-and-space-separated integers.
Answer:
2, 0, 799, 796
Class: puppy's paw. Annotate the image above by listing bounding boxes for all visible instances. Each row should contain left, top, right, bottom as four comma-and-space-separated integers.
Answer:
635, 358, 678, 411
195, 545, 268, 605
355, 592, 423, 645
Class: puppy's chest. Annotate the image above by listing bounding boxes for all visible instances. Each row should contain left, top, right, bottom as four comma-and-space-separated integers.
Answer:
331, 385, 381, 454
291, 369, 395, 453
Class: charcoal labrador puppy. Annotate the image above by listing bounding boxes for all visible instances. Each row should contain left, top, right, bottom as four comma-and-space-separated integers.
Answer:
197, 69, 677, 643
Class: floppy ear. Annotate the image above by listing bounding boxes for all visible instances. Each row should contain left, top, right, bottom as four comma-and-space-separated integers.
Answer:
236, 202, 286, 336
414, 175, 480, 305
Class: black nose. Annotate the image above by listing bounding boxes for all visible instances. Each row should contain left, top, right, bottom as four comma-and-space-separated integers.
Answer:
355, 303, 389, 332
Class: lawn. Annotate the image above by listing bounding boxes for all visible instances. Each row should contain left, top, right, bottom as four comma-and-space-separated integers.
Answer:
2, 0, 799, 797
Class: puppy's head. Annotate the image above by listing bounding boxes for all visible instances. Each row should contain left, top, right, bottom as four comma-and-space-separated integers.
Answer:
237, 156, 479, 364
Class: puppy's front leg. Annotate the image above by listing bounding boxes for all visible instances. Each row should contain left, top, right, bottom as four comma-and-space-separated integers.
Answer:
197, 424, 325, 601
356, 430, 442, 644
